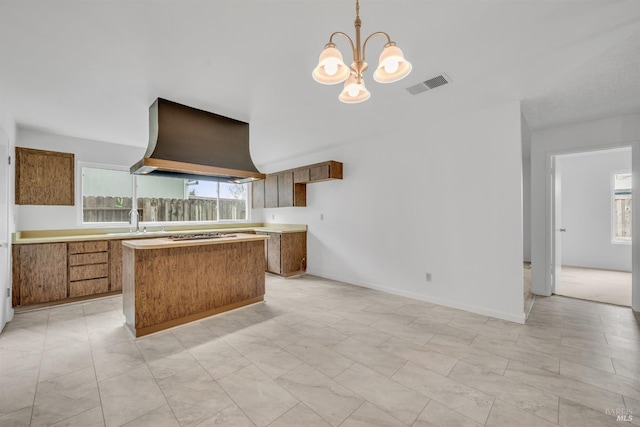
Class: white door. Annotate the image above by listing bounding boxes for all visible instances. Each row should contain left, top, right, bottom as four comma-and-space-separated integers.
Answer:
0, 128, 8, 332
551, 156, 563, 295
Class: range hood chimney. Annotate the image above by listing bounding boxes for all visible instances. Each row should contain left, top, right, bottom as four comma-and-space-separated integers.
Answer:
130, 98, 265, 183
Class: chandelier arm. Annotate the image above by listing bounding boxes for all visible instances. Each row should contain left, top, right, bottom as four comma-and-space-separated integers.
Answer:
362, 31, 392, 63
328, 31, 357, 61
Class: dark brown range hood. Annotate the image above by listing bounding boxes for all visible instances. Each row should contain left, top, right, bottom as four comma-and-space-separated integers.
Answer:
130, 98, 265, 183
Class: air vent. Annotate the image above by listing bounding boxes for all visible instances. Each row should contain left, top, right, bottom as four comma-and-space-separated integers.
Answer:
406, 73, 451, 95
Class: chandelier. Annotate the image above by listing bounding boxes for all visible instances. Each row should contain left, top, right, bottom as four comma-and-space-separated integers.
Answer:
312, 0, 412, 104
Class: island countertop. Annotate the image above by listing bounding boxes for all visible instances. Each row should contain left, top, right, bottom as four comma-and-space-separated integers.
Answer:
121, 232, 268, 250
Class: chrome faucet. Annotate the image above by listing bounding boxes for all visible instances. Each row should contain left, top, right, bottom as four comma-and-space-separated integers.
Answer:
128, 209, 139, 232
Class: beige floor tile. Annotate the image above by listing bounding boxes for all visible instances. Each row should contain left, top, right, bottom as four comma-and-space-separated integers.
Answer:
425, 335, 509, 374
623, 396, 640, 427
339, 402, 407, 427
158, 365, 233, 427
0, 406, 32, 427
235, 341, 303, 379
218, 364, 298, 427
332, 337, 406, 377
38, 342, 93, 382
334, 363, 428, 425
49, 406, 105, 427
276, 364, 364, 426
268, 403, 331, 427
558, 397, 623, 426
122, 405, 179, 427
485, 399, 557, 427
31, 367, 100, 427
284, 337, 354, 378
505, 359, 625, 414
560, 359, 640, 401
470, 335, 560, 373
392, 362, 493, 424
188, 338, 252, 380
378, 336, 458, 376
193, 404, 254, 427
448, 361, 559, 423
0, 348, 42, 377
371, 318, 434, 346
412, 400, 482, 427
91, 340, 146, 382
98, 365, 167, 427
0, 367, 39, 416
329, 319, 391, 346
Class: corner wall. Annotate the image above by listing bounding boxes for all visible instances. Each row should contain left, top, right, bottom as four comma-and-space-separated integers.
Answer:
257, 101, 525, 323
530, 114, 640, 312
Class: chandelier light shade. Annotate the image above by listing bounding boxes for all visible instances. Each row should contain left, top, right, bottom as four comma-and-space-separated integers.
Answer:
339, 73, 371, 104
312, 0, 412, 103
312, 44, 351, 84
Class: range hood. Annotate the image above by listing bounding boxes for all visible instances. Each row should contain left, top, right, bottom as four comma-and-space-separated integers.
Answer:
130, 98, 265, 183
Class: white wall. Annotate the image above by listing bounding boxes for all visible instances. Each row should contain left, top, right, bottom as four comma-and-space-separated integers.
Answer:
530, 114, 640, 312
558, 149, 631, 272
15, 127, 145, 230
256, 101, 525, 323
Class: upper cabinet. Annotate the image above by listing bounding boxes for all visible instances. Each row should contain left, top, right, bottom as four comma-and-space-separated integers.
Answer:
15, 147, 75, 205
252, 161, 342, 209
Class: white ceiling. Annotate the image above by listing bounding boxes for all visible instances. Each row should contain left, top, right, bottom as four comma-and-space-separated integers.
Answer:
1, 0, 639, 167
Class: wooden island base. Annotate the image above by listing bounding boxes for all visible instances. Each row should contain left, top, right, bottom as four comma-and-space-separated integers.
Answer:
122, 234, 268, 337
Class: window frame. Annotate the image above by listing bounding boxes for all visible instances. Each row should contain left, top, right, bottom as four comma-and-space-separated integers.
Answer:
77, 162, 252, 227
611, 169, 632, 245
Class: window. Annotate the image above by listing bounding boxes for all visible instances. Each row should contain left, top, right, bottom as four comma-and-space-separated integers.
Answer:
81, 165, 248, 224
613, 172, 631, 243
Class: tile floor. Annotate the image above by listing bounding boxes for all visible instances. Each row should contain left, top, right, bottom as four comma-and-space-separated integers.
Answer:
0, 274, 639, 426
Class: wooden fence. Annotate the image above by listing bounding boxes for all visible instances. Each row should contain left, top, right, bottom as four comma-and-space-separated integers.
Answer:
615, 198, 632, 239
83, 196, 247, 222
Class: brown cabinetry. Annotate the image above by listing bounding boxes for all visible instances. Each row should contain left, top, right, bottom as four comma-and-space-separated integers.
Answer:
257, 231, 306, 277
252, 179, 265, 209
68, 240, 109, 297
12, 243, 68, 306
109, 240, 123, 292
15, 147, 75, 205
265, 175, 278, 208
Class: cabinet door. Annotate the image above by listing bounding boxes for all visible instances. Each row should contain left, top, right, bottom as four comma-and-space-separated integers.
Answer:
18, 243, 67, 305
252, 180, 265, 209
109, 240, 123, 291
278, 172, 294, 207
293, 168, 310, 183
281, 232, 307, 277
265, 175, 278, 208
310, 164, 330, 182
266, 233, 282, 274
15, 147, 74, 205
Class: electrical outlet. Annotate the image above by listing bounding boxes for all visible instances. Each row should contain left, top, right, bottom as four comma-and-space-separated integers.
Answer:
426, 273, 432, 282
320, 213, 324, 221
271, 214, 275, 220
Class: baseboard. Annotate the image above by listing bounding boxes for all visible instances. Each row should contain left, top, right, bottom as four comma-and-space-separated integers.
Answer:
307, 269, 526, 324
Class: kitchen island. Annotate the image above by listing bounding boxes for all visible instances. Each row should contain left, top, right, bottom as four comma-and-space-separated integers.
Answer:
122, 232, 268, 337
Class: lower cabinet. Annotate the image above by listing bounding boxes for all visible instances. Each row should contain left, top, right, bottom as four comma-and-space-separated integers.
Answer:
13, 239, 122, 307
257, 231, 307, 277
12, 243, 68, 306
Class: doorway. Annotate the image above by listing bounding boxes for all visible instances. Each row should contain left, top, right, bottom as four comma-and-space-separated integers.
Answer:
551, 147, 632, 306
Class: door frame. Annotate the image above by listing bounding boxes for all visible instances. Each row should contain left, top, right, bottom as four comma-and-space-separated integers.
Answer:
546, 144, 634, 306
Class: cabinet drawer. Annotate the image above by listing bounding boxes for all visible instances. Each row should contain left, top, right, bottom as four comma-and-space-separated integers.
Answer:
69, 252, 108, 266
68, 241, 108, 254
70, 278, 109, 298
70, 263, 108, 281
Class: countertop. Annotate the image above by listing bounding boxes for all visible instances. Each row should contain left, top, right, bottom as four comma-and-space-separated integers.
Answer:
121, 233, 269, 250
12, 223, 307, 244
